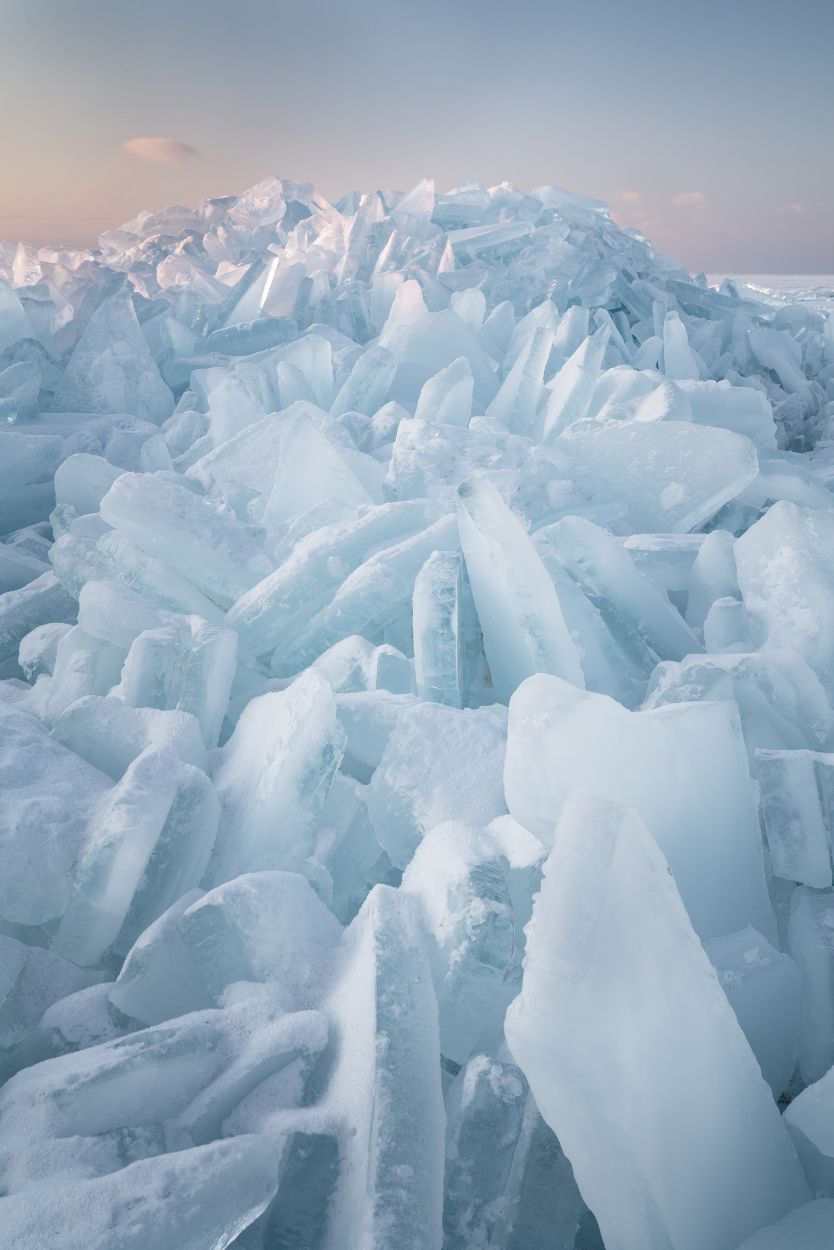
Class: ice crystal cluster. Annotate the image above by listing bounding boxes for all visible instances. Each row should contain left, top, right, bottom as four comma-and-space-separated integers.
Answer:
2, 177, 834, 1249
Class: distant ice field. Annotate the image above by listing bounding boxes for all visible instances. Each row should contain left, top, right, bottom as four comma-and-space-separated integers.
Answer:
710, 275, 834, 313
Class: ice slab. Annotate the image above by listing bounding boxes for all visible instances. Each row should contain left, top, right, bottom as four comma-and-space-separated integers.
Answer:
227, 500, 441, 660
100, 471, 272, 607
505, 675, 774, 940
115, 615, 237, 748
442, 1054, 584, 1250
736, 502, 834, 681
112, 870, 341, 1024
541, 515, 701, 675
322, 886, 445, 1250
756, 748, 834, 887
50, 288, 174, 424
0, 1135, 280, 1250
558, 420, 759, 533
457, 476, 584, 701
367, 701, 508, 868
788, 886, 834, 1082
505, 796, 809, 1250
0, 705, 111, 926
207, 671, 345, 884
784, 1066, 834, 1197
273, 512, 458, 676
704, 925, 801, 1098
52, 746, 218, 965
0, 937, 94, 1073
0, 571, 76, 677
412, 549, 481, 707
644, 649, 834, 757
402, 818, 541, 1065
735, 1200, 834, 1250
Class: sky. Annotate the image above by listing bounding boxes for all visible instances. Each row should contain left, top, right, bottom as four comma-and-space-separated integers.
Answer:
1, 0, 832, 273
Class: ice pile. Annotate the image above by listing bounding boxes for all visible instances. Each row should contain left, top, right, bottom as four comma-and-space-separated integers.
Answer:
1, 176, 834, 1249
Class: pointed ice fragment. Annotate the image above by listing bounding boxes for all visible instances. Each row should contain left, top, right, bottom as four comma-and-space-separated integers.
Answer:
549, 304, 590, 371
367, 702, 508, 868
116, 616, 237, 748
100, 472, 272, 607
206, 671, 345, 885
543, 514, 701, 670
50, 289, 174, 423
662, 309, 701, 379
736, 501, 834, 679
558, 419, 759, 533
412, 549, 475, 707
414, 357, 474, 427
0, 705, 111, 927
227, 501, 441, 660
485, 325, 553, 436
505, 675, 775, 941
540, 325, 610, 440
457, 477, 584, 702
323, 886, 445, 1250
53, 747, 218, 966
505, 795, 810, 1250
260, 405, 372, 537
0, 280, 34, 352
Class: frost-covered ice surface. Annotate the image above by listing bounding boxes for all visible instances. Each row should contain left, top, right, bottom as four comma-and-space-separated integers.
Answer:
1, 177, 834, 1249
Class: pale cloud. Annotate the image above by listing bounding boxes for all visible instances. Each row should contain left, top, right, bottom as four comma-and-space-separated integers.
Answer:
122, 137, 200, 166
614, 189, 641, 203
611, 207, 667, 239
671, 191, 707, 209
783, 202, 807, 215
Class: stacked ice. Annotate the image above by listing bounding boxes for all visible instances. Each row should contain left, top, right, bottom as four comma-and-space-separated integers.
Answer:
1, 176, 834, 1249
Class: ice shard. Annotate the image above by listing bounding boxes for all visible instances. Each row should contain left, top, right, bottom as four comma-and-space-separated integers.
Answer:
412, 548, 480, 707
323, 886, 445, 1250
207, 671, 345, 884
540, 325, 610, 439
52, 747, 218, 966
505, 796, 810, 1250
414, 356, 474, 427
736, 501, 834, 679
0, 1135, 280, 1250
558, 419, 759, 533
505, 675, 775, 940
50, 288, 174, 423
457, 476, 584, 701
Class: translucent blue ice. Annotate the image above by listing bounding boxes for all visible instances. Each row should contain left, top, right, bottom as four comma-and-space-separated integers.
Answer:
0, 176, 833, 1248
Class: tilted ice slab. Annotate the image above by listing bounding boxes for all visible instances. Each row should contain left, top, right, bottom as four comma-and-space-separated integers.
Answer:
505, 796, 810, 1250
504, 674, 774, 941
